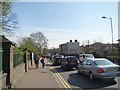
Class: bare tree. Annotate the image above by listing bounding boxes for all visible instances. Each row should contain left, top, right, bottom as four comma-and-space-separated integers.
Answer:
1, 1, 19, 36
30, 32, 48, 49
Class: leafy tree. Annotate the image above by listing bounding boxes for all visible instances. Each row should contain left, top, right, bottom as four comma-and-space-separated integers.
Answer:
15, 32, 48, 55
1, 1, 19, 36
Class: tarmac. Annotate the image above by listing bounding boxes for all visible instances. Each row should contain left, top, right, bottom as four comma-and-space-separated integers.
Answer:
14, 59, 63, 88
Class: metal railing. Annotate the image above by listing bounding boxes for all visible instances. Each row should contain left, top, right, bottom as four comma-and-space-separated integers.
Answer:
13, 52, 31, 68
13, 52, 24, 68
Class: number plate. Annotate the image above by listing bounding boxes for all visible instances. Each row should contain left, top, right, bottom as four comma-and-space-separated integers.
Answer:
107, 68, 117, 72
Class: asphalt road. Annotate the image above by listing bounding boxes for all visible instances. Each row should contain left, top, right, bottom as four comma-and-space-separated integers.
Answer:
50, 64, 120, 90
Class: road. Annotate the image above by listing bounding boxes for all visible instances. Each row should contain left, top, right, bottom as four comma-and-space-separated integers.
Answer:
48, 59, 120, 90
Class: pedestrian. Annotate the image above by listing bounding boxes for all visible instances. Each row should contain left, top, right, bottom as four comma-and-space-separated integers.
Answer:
40, 56, 45, 68
34, 53, 39, 68
83, 54, 85, 58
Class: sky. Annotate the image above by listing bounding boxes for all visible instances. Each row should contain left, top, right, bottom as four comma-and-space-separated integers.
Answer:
9, 1, 119, 49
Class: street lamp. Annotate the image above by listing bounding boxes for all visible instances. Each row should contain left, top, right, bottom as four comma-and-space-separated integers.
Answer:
102, 16, 114, 57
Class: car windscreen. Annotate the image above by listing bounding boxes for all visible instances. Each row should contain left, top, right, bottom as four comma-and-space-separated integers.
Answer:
85, 55, 94, 58
67, 57, 77, 62
94, 60, 113, 66
54, 55, 62, 58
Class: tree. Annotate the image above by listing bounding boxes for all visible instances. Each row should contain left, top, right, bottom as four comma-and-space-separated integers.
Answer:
1, 1, 19, 36
30, 32, 48, 49
16, 32, 48, 55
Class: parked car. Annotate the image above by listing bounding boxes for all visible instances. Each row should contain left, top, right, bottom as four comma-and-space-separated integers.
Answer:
52, 55, 64, 66
79, 54, 95, 63
77, 58, 120, 80
60, 56, 80, 70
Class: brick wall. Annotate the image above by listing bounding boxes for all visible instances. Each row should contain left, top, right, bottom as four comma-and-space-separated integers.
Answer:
0, 73, 7, 89
12, 63, 25, 87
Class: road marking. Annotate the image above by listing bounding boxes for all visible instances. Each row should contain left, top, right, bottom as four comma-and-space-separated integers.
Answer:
53, 70, 68, 88
53, 68, 71, 88
48, 66, 72, 90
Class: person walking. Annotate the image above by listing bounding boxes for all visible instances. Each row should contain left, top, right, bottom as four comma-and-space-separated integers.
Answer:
34, 53, 39, 68
40, 56, 45, 68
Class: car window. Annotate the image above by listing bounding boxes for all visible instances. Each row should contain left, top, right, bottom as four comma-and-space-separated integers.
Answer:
94, 60, 113, 66
83, 60, 88, 65
86, 60, 92, 66
67, 57, 77, 61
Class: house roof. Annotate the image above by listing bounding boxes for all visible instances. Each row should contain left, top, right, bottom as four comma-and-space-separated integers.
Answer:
0, 35, 12, 43
0, 35, 16, 46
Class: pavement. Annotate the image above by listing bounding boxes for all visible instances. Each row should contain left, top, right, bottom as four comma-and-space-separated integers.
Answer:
14, 59, 63, 88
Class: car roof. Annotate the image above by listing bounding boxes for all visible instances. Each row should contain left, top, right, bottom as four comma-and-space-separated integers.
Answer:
88, 58, 109, 61
80, 54, 93, 55
65, 56, 76, 58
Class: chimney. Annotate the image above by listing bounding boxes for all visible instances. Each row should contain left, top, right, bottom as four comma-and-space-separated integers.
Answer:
70, 40, 72, 42
75, 40, 77, 42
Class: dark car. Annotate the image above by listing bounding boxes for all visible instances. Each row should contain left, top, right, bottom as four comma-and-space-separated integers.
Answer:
60, 56, 80, 70
52, 55, 64, 66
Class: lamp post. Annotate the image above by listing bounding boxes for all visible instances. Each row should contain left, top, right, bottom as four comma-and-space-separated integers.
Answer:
102, 16, 114, 57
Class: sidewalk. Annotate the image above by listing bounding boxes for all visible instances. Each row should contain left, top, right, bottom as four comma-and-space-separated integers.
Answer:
14, 59, 62, 88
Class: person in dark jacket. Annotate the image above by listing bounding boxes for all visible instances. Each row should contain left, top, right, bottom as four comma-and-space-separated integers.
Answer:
34, 53, 39, 68
40, 56, 45, 68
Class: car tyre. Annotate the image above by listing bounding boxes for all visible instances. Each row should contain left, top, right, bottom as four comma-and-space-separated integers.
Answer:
61, 65, 62, 68
89, 72, 94, 80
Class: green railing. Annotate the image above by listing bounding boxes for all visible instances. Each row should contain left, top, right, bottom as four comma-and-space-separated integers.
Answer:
13, 52, 31, 68
13, 52, 24, 68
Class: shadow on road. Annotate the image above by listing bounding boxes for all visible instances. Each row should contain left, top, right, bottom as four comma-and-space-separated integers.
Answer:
52, 66, 76, 73
68, 73, 117, 89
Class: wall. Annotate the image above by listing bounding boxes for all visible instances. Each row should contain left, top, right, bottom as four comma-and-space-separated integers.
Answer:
12, 63, 25, 87
68, 42, 80, 54
0, 73, 7, 89
59, 41, 80, 54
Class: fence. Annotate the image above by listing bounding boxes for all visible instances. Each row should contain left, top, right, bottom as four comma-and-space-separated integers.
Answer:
13, 52, 25, 68
13, 52, 31, 68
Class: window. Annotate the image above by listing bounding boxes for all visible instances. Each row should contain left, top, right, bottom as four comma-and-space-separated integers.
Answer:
94, 60, 113, 66
83, 60, 88, 65
86, 60, 92, 66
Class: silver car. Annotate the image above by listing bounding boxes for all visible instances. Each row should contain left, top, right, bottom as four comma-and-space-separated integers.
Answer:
79, 54, 95, 62
77, 58, 120, 80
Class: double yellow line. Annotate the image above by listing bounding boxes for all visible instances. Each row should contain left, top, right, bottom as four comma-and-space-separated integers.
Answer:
49, 66, 72, 90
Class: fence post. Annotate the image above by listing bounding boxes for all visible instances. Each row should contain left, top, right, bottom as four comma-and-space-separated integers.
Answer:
8, 45, 14, 88
24, 48, 28, 72
30, 52, 32, 67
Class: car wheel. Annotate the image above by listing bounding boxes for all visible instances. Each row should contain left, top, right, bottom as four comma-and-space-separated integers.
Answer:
61, 65, 62, 68
89, 72, 94, 80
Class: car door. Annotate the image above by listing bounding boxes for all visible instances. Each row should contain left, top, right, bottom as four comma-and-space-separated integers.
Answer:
80, 60, 88, 74
84, 60, 93, 75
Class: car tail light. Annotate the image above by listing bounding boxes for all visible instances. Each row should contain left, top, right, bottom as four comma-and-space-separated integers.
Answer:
97, 68, 105, 73
65, 61, 68, 64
